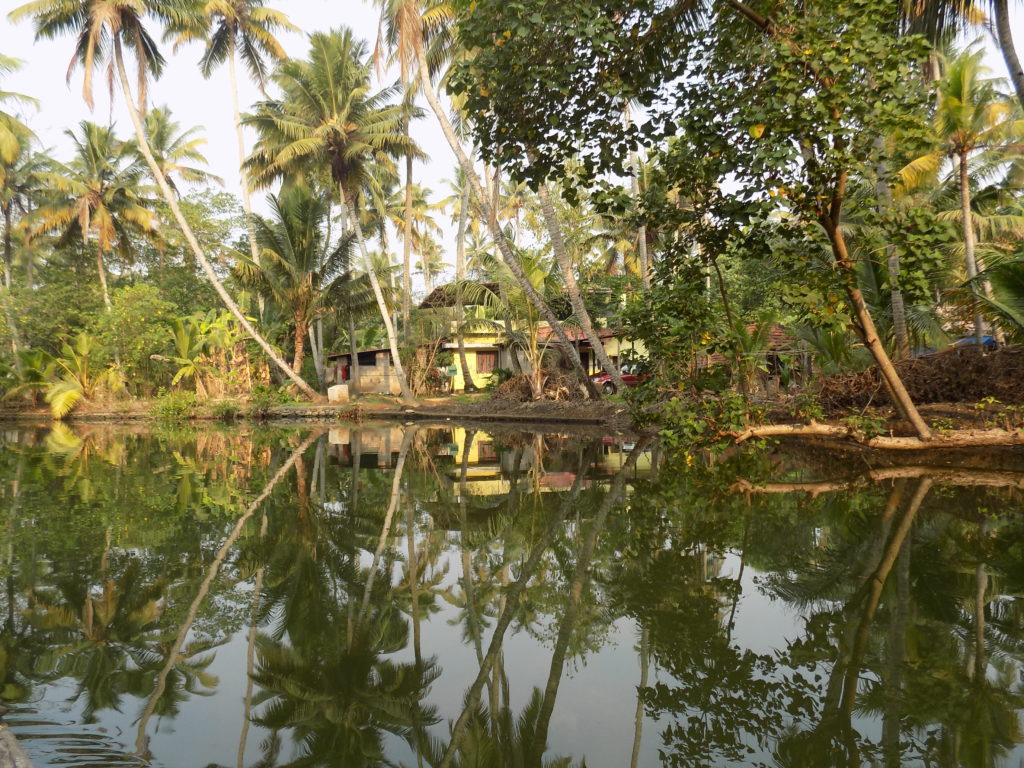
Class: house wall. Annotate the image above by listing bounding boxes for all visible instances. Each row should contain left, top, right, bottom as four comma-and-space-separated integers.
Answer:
328, 352, 402, 395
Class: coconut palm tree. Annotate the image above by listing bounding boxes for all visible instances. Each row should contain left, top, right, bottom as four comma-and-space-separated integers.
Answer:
238, 183, 357, 377
9, 0, 323, 401
0, 55, 36, 169
142, 105, 221, 195
244, 27, 420, 404
30, 121, 156, 311
902, 47, 1024, 343
392, 1, 601, 396
903, 0, 1024, 112
172, 0, 295, 269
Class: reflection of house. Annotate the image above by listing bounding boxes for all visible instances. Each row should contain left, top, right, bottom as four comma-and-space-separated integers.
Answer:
327, 425, 406, 467
327, 348, 402, 395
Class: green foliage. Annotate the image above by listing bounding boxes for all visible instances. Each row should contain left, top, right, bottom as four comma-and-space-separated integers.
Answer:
90, 284, 175, 393
210, 400, 240, 422
151, 390, 198, 422
652, 391, 766, 454
787, 392, 825, 422
248, 384, 291, 419
44, 333, 124, 419
6, 273, 103, 355
620, 260, 714, 385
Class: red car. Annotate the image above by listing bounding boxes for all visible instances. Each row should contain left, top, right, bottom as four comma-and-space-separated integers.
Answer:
590, 365, 649, 395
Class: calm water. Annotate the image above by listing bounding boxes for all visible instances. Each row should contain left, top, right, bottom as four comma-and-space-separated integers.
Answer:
0, 423, 1022, 768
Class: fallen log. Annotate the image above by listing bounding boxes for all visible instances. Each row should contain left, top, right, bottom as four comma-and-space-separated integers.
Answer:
733, 466, 1024, 495
733, 421, 1024, 450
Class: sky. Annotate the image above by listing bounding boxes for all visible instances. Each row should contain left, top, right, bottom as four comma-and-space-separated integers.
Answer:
0, 0, 461, 287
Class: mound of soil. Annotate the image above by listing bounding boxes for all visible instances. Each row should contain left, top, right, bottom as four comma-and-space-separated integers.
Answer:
492, 371, 586, 403
819, 345, 1024, 410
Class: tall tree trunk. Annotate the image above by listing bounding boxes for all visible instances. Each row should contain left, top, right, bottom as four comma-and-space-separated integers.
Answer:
875, 137, 910, 359
292, 313, 306, 376
455, 184, 476, 391
823, 219, 932, 440
113, 39, 322, 402
337, 187, 417, 405
403, 151, 414, 334
624, 106, 651, 291
347, 313, 361, 393
959, 149, 986, 345
96, 244, 112, 312
994, 0, 1024, 111
536, 179, 625, 390
228, 34, 267, 320
412, 36, 601, 399
228, 36, 263, 271
2, 206, 23, 374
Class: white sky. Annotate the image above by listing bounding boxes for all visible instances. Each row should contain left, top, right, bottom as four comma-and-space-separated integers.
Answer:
0, 0, 461, 289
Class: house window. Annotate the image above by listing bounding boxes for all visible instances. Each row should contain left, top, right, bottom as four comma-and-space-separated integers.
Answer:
476, 351, 498, 374
357, 351, 378, 367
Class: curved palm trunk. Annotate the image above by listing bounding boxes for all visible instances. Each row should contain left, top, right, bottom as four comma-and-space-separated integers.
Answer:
536, 180, 624, 390
455, 185, 476, 391
136, 432, 317, 757
112, 40, 322, 402
412, 38, 600, 400
959, 149, 986, 345
337, 188, 417, 405
994, 0, 1024, 111
359, 427, 415, 621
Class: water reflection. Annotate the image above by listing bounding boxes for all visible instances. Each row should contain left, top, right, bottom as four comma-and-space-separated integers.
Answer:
0, 424, 1022, 767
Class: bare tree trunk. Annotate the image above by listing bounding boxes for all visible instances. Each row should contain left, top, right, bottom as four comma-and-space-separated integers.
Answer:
624, 106, 651, 291
113, 39, 322, 402
960, 149, 986, 346
994, 0, 1024, 111
228, 36, 262, 271
536, 180, 624, 390
403, 151, 414, 334
292, 314, 307, 376
347, 313, 361, 393
2, 207, 23, 373
96, 244, 112, 312
412, 36, 600, 399
337, 187, 417, 405
875, 137, 910, 359
455, 184, 476, 391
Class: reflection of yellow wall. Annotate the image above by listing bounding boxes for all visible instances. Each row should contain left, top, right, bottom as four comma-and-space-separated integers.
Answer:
451, 427, 494, 464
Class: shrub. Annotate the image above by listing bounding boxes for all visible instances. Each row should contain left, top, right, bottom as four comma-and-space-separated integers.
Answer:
152, 390, 198, 422
211, 400, 241, 422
